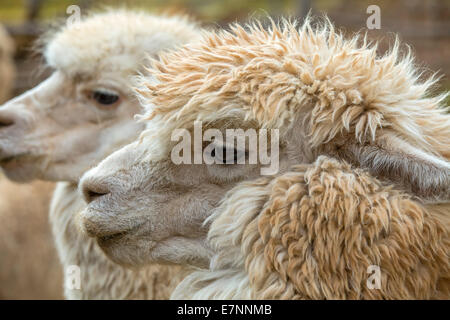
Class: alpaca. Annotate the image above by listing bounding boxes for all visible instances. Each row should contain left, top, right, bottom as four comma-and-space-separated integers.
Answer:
79, 18, 449, 299
0, 10, 200, 299
0, 24, 62, 299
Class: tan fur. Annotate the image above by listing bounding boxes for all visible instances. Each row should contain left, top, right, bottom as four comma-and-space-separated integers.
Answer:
172, 20, 450, 299
79, 17, 449, 299
0, 25, 62, 299
0, 179, 62, 299
141, 18, 449, 200
143, 19, 448, 149
174, 156, 449, 299
246, 157, 448, 299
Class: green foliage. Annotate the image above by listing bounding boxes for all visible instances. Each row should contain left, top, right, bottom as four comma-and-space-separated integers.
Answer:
0, 0, 300, 24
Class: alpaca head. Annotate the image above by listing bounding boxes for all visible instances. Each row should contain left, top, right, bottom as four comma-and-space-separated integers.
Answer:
80, 19, 450, 268
0, 11, 200, 182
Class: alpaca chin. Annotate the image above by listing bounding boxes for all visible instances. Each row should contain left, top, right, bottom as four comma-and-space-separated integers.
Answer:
0, 156, 42, 183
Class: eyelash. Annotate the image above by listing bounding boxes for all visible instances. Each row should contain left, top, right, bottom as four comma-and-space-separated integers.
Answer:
90, 89, 120, 106
208, 146, 247, 164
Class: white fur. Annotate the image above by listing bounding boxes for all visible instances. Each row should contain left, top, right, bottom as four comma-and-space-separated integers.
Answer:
0, 11, 201, 299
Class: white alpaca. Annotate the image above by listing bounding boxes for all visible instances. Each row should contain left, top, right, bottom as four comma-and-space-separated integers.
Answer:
79, 19, 449, 299
0, 24, 62, 299
0, 11, 199, 299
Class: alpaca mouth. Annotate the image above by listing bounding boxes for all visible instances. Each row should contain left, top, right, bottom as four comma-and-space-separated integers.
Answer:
94, 222, 145, 244
98, 231, 128, 243
0, 155, 15, 163
0, 153, 30, 165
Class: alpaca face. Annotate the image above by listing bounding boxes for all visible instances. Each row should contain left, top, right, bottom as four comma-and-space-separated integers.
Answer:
0, 71, 143, 182
80, 21, 450, 268
80, 140, 226, 267
0, 11, 200, 183
79, 120, 304, 267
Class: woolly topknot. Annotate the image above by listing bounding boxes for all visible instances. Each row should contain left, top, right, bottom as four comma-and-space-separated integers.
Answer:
43, 10, 201, 79
138, 17, 449, 156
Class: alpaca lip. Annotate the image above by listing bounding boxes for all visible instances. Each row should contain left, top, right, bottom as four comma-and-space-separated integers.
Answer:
98, 231, 128, 243
93, 222, 145, 243
97, 225, 140, 243
0, 153, 29, 165
0, 155, 15, 163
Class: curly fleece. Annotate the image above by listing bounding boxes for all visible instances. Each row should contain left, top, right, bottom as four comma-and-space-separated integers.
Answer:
133, 17, 449, 299
173, 157, 449, 299
140, 18, 449, 158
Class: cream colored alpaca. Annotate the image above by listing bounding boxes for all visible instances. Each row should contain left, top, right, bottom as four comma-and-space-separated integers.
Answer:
80, 18, 449, 299
0, 24, 62, 299
0, 11, 199, 299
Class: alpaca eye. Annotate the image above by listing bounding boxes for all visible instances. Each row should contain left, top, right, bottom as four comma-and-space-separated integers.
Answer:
210, 146, 245, 164
92, 90, 119, 105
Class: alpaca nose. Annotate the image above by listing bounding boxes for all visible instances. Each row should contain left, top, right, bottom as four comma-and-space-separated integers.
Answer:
0, 112, 15, 128
82, 180, 111, 204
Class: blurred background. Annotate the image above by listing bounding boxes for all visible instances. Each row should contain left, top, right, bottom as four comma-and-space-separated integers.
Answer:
0, 0, 449, 99
0, 0, 448, 300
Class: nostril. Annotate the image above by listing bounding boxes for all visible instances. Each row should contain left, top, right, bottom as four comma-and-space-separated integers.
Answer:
0, 116, 14, 128
82, 183, 111, 204
86, 190, 109, 203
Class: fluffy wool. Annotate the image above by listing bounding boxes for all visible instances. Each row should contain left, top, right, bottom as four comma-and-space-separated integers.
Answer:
48, 11, 200, 299
35, 11, 200, 299
138, 18, 450, 201
131, 18, 449, 299
43, 10, 199, 79
140, 18, 448, 151
73, 16, 449, 299
173, 156, 449, 299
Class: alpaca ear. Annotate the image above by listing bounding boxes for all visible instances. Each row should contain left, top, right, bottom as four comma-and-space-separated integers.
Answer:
332, 132, 450, 202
